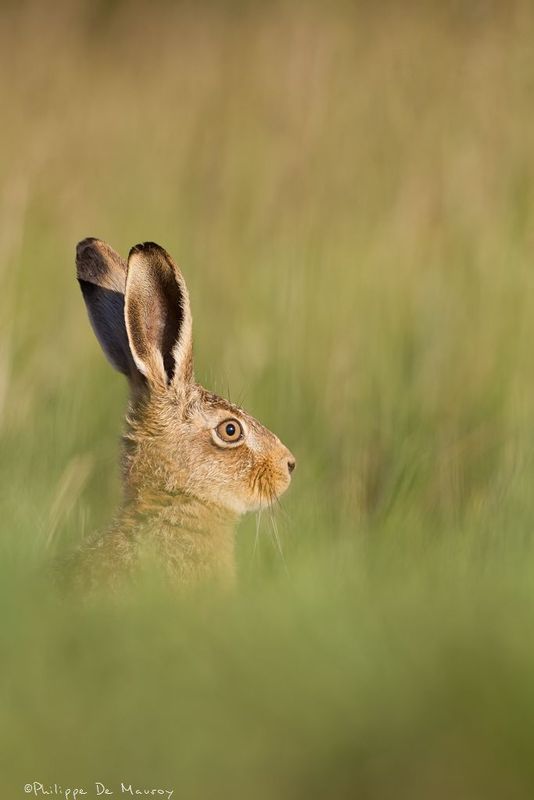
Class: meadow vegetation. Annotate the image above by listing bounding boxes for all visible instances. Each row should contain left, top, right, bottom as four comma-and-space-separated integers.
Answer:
2, 1, 534, 796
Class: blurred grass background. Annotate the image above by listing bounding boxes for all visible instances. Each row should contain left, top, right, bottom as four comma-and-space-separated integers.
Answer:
3, 0, 534, 796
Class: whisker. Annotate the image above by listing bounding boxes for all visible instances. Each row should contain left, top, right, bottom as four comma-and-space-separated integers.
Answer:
252, 508, 263, 563
251, 465, 262, 493
267, 487, 290, 578
252, 466, 265, 496
274, 493, 290, 521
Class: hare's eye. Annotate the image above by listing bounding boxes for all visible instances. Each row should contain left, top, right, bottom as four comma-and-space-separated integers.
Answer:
215, 419, 243, 444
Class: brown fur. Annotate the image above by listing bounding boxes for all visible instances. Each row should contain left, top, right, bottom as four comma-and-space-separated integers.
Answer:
68, 240, 295, 591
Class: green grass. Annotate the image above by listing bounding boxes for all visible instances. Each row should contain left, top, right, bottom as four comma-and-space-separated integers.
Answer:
3, 1, 534, 796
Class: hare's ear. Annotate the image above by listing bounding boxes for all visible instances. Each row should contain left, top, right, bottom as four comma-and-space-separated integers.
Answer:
76, 238, 137, 378
124, 242, 193, 389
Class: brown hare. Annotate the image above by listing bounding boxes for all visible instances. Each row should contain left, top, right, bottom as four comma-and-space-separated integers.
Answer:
69, 238, 295, 590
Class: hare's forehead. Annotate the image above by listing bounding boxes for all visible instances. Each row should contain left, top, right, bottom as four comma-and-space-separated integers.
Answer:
189, 393, 275, 443
196, 399, 253, 428
193, 391, 244, 422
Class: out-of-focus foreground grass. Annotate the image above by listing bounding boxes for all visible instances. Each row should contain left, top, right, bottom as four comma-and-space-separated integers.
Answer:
3, 1, 534, 797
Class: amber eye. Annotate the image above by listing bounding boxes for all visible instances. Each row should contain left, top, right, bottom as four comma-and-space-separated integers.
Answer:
215, 419, 243, 444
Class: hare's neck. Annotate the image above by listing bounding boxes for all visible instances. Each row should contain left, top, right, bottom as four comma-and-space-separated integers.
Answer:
118, 408, 238, 584
118, 488, 238, 584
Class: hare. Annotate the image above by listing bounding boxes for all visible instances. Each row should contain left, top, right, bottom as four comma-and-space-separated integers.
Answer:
69, 238, 295, 590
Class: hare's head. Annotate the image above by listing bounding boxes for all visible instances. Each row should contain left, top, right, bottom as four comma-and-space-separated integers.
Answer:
76, 239, 295, 515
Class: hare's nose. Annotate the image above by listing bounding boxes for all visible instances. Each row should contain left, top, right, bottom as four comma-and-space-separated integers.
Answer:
284, 450, 296, 474
280, 446, 296, 476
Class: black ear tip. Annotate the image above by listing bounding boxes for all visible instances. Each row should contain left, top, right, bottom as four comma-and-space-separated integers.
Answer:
77, 236, 101, 250
76, 238, 123, 283
129, 241, 165, 259
76, 237, 103, 260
